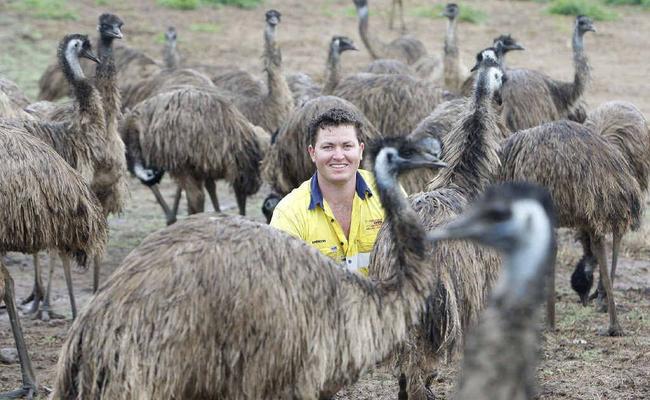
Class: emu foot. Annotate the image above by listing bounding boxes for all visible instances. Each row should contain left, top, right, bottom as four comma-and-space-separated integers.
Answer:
0, 385, 36, 399
595, 295, 608, 313
29, 306, 65, 322
597, 323, 624, 337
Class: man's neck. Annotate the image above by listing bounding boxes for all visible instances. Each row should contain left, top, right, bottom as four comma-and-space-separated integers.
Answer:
317, 173, 357, 207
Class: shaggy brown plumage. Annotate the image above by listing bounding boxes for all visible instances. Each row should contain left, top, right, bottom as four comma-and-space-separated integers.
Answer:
120, 67, 214, 111
52, 136, 444, 399
364, 58, 413, 75
0, 76, 30, 109
353, 0, 427, 65
499, 16, 594, 132
121, 85, 264, 216
498, 117, 644, 336
261, 95, 381, 196
370, 60, 505, 400
0, 125, 107, 399
333, 73, 446, 140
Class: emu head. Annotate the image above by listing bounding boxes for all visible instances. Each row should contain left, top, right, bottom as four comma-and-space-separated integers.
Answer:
353, 0, 368, 10
370, 136, 446, 182
571, 254, 595, 306
576, 15, 596, 36
98, 13, 124, 39
58, 33, 100, 79
331, 35, 358, 55
262, 193, 282, 224
442, 3, 459, 20
165, 26, 177, 43
265, 9, 281, 27
493, 34, 524, 53
429, 183, 556, 304
470, 47, 498, 72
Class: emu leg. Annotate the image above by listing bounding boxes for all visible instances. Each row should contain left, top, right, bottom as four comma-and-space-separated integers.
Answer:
35, 254, 64, 322
546, 238, 558, 331
204, 179, 221, 212
235, 187, 247, 216
61, 255, 77, 319
590, 233, 623, 336
148, 184, 175, 225
182, 175, 205, 215
1, 262, 37, 400
397, 0, 406, 34
92, 254, 101, 293
171, 186, 183, 221
389, 0, 396, 30
22, 255, 44, 315
611, 231, 621, 285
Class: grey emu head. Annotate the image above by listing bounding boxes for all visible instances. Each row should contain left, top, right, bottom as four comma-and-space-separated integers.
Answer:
576, 15, 596, 35
261, 193, 282, 224
165, 26, 177, 43
470, 47, 498, 72
331, 36, 358, 54
370, 136, 447, 182
442, 3, 459, 19
430, 182, 555, 256
59, 34, 100, 66
265, 9, 281, 27
98, 13, 124, 39
493, 34, 524, 53
571, 253, 595, 306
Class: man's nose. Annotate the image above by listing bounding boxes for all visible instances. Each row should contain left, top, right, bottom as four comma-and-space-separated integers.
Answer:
332, 147, 345, 159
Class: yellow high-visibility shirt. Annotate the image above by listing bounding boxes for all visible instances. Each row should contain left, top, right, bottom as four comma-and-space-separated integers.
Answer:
270, 169, 386, 276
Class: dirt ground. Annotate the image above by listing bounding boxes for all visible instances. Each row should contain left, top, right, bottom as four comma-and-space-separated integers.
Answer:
0, 0, 649, 398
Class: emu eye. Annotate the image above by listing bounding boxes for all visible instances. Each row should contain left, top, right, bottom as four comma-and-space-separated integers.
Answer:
484, 206, 511, 221
401, 149, 414, 158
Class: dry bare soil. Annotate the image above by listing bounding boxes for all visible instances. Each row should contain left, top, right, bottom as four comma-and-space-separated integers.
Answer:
0, 0, 649, 399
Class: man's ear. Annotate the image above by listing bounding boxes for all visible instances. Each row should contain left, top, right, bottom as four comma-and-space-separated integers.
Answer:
359, 142, 364, 160
308, 145, 316, 163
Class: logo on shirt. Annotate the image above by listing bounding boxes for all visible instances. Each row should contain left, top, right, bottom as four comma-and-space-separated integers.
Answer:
366, 218, 383, 230
312, 239, 326, 244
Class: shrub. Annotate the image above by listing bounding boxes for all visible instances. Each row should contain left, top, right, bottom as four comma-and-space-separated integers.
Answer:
548, 0, 618, 20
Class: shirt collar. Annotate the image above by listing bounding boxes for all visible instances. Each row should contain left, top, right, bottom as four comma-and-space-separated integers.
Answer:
308, 171, 373, 210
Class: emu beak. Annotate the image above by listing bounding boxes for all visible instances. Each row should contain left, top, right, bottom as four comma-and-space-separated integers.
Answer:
428, 208, 484, 243
470, 63, 479, 72
111, 26, 124, 39
512, 44, 525, 51
81, 48, 101, 64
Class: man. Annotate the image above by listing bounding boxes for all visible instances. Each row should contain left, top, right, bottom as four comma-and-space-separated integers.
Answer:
270, 108, 386, 276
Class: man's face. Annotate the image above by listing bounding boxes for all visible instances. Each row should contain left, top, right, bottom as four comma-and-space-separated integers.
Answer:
308, 124, 364, 186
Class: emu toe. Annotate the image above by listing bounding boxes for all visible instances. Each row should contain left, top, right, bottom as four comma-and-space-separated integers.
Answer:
598, 323, 624, 337
0, 385, 36, 400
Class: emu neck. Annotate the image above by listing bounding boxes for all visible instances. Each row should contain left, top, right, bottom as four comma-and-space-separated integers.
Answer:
357, 7, 382, 60
322, 46, 342, 94
443, 17, 460, 90
96, 35, 122, 131
428, 71, 500, 197
570, 28, 590, 106
163, 40, 179, 69
262, 24, 293, 131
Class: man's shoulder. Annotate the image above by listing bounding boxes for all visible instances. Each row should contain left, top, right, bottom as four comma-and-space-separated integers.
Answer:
274, 179, 312, 216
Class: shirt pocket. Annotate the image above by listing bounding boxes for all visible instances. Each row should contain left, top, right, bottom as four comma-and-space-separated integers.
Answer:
313, 241, 340, 261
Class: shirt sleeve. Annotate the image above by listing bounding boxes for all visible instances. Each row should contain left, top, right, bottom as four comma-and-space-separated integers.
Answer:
269, 206, 304, 240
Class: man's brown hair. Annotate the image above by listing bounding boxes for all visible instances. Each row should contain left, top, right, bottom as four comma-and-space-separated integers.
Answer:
307, 108, 363, 146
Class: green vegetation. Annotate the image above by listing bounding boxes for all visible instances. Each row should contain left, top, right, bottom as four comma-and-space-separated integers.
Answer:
203, 0, 263, 8
189, 23, 222, 33
157, 0, 262, 10
409, 4, 488, 24
547, 0, 619, 20
11, 0, 79, 20
603, 0, 650, 6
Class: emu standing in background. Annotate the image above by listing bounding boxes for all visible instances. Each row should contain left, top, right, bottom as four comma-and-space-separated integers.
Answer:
352, 0, 427, 65
389, 0, 406, 33
431, 183, 556, 400
52, 135, 449, 399
0, 125, 108, 399
498, 101, 648, 335
121, 86, 265, 218
370, 58, 505, 400
499, 16, 594, 131
3, 34, 106, 319
162, 26, 180, 69
286, 35, 358, 106
570, 101, 650, 307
